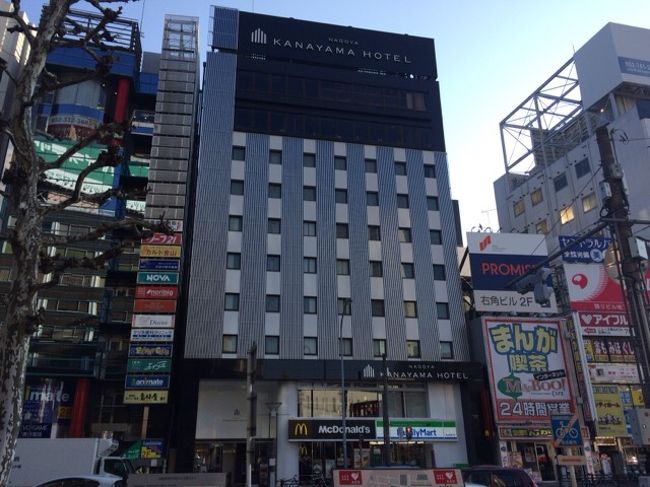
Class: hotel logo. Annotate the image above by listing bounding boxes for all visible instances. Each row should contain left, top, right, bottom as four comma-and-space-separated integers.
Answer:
251, 28, 267, 45
362, 364, 375, 379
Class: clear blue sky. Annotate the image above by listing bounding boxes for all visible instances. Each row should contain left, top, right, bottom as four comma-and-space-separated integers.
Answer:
24, 1, 650, 237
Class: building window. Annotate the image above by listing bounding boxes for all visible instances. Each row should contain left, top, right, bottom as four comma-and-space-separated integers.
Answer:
304, 221, 317, 236
371, 299, 385, 317
575, 158, 590, 178
267, 255, 281, 271
0, 268, 11, 281
230, 180, 244, 195
436, 302, 450, 319
427, 196, 439, 211
441, 341, 454, 360
336, 223, 349, 239
337, 298, 351, 315
304, 257, 317, 274
226, 252, 241, 269
268, 218, 281, 234
433, 264, 446, 280
430, 229, 442, 245
401, 263, 415, 279
368, 225, 381, 241
395, 162, 407, 176
335, 189, 348, 204
398, 228, 412, 243
229, 215, 243, 232
304, 153, 316, 168
407, 340, 421, 358
304, 337, 318, 355
269, 183, 282, 199
232, 146, 245, 161
266, 295, 280, 312
304, 297, 317, 314
370, 261, 383, 277
373, 339, 386, 357
265, 335, 280, 355
224, 293, 239, 311
554, 173, 568, 191
560, 206, 575, 224
397, 194, 409, 209
424, 165, 436, 178
223, 335, 238, 353
582, 192, 597, 213
340, 338, 353, 356
304, 186, 316, 201
365, 159, 377, 173
336, 259, 350, 275
334, 156, 347, 170
536, 220, 548, 235
269, 150, 282, 165
367, 191, 379, 206
531, 188, 544, 206
404, 301, 418, 318
513, 199, 525, 217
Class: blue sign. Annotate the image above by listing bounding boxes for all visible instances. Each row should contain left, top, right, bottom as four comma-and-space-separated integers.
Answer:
619, 57, 650, 78
125, 375, 170, 390
551, 415, 583, 447
139, 259, 180, 271
469, 253, 547, 290
559, 236, 611, 263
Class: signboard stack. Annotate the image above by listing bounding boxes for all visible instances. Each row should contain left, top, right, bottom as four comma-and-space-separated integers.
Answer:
124, 231, 183, 404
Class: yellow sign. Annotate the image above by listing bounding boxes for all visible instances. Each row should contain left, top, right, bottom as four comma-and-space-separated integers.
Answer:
123, 390, 169, 404
558, 455, 587, 466
593, 385, 626, 437
140, 245, 181, 258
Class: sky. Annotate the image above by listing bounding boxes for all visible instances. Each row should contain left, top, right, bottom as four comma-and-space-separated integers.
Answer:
23, 0, 650, 238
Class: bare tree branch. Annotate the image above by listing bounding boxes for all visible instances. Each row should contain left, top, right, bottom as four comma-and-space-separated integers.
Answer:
39, 122, 127, 172
0, 3, 36, 46
38, 244, 126, 276
42, 217, 172, 246
32, 67, 110, 104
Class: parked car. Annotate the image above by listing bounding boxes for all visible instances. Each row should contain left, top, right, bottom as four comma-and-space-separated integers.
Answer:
463, 466, 537, 487
32, 475, 124, 487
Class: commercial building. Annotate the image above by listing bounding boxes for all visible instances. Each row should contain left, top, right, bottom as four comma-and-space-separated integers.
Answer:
175, 6, 483, 482
493, 23, 650, 475
0, 7, 199, 465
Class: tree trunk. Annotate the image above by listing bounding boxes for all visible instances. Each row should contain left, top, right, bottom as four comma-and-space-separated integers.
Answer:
0, 327, 30, 487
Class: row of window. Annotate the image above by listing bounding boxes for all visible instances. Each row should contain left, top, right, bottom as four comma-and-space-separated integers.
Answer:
223, 293, 450, 318
226, 251, 445, 280
531, 192, 598, 235
231, 179, 439, 210
228, 215, 443, 244
233, 146, 437, 179
512, 158, 592, 217
222, 334, 454, 359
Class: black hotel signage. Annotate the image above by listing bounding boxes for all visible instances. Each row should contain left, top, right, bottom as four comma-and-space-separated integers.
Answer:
288, 419, 376, 441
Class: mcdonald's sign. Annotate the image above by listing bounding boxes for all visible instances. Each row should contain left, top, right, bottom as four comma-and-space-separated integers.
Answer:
288, 419, 375, 441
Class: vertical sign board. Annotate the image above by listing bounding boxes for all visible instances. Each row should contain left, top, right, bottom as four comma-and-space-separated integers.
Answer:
467, 233, 557, 313
483, 317, 575, 423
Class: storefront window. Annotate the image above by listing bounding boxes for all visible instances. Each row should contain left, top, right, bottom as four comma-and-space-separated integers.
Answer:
507, 441, 555, 482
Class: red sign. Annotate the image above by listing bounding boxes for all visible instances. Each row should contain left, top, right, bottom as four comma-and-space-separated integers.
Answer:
434, 470, 458, 485
338, 471, 363, 485
135, 286, 178, 300
133, 299, 177, 313
142, 232, 183, 246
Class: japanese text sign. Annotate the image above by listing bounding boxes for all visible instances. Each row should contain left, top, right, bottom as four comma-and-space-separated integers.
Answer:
483, 317, 574, 423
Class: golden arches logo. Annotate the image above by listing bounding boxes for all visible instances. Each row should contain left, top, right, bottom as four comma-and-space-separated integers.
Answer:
293, 422, 309, 436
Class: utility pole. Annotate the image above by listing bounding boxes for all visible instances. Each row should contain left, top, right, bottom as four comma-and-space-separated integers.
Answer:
381, 353, 391, 465
596, 126, 650, 407
247, 343, 258, 487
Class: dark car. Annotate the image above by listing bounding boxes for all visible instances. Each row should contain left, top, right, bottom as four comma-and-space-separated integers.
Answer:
463, 466, 538, 487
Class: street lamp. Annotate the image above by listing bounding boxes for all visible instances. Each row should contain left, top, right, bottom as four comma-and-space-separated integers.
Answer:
339, 298, 351, 468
